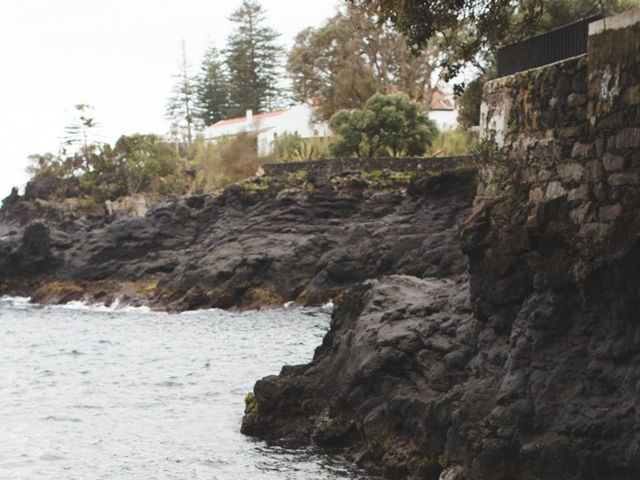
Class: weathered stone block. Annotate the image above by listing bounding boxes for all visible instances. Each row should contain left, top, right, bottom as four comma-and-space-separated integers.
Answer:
623, 84, 640, 105
521, 167, 537, 183
614, 127, 640, 150
598, 203, 622, 222
571, 142, 593, 158
538, 169, 554, 182
557, 126, 581, 138
567, 93, 587, 107
529, 187, 545, 203
603, 153, 626, 171
595, 137, 606, 157
558, 163, 585, 183
591, 182, 608, 201
568, 184, 590, 201
578, 222, 609, 243
545, 181, 567, 200
584, 160, 605, 182
595, 111, 624, 132
608, 172, 639, 186
570, 202, 593, 223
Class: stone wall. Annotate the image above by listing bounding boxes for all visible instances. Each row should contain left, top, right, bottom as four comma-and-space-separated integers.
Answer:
479, 10, 640, 283
456, 12, 640, 477
262, 155, 472, 179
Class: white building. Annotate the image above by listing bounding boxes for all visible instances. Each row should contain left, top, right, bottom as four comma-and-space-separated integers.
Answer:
204, 94, 457, 158
204, 103, 330, 157
428, 90, 458, 130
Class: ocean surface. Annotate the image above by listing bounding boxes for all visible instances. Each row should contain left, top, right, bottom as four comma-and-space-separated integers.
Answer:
0, 297, 374, 480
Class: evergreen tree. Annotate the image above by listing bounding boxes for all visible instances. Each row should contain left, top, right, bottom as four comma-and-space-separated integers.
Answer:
166, 41, 196, 145
225, 0, 285, 116
195, 47, 229, 126
62, 104, 99, 153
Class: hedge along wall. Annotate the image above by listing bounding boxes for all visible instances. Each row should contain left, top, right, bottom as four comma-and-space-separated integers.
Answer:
479, 8, 640, 281
262, 156, 473, 179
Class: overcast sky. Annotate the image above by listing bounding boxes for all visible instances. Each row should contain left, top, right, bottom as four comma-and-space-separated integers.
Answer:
0, 0, 340, 198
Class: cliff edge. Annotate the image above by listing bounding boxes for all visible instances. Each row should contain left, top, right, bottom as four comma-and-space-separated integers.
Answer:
0, 168, 475, 311
241, 12, 640, 480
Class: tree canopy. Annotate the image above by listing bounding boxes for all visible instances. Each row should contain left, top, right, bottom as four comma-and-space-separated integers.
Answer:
28, 135, 190, 201
347, 0, 640, 78
225, 0, 286, 116
288, 7, 444, 122
166, 42, 196, 145
195, 47, 230, 127
329, 93, 438, 158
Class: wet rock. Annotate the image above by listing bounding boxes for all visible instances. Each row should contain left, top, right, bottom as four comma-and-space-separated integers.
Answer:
0, 170, 476, 310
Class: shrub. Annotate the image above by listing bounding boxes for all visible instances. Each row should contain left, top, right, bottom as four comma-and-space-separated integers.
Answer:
26, 135, 190, 202
194, 133, 262, 191
329, 93, 438, 157
427, 128, 477, 157
272, 133, 331, 162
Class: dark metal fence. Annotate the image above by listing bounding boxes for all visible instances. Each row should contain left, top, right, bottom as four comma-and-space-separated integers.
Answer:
497, 15, 602, 77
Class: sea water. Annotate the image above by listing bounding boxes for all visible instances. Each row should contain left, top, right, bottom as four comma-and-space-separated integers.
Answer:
0, 297, 374, 479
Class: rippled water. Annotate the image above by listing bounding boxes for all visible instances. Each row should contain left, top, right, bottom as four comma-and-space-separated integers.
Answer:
0, 297, 375, 480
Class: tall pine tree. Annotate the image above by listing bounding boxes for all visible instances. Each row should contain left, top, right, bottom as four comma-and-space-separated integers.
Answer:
195, 47, 229, 126
225, 0, 285, 117
166, 41, 196, 145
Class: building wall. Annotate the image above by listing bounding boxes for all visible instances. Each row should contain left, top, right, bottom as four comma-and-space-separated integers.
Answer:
429, 108, 458, 130
205, 104, 330, 157
256, 104, 331, 156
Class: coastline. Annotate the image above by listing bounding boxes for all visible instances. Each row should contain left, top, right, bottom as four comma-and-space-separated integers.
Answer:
0, 168, 477, 313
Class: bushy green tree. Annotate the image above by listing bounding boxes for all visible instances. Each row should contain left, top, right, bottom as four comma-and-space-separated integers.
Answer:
329, 110, 369, 157
27, 134, 190, 201
288, 7, 443, 122
111, 134, 187, 195
457, 76, 487, 128
329, 93, 438, 157
225, 0, 285, 116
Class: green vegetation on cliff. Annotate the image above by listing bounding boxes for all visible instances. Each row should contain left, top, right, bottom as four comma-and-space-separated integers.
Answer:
27, 134, 190, 201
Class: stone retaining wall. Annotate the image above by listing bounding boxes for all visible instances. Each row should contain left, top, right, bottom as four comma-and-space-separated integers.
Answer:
262, 156, 472, 179
479, 9, 640, 279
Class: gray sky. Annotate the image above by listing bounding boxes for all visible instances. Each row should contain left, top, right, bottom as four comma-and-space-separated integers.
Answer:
0, 0, 340, 198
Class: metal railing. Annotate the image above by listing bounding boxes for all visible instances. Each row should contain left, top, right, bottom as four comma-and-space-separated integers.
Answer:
497, 15, 602, 77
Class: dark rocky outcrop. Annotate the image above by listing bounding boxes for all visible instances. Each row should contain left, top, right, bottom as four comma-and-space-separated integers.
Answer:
241, 13, 640, 480
0, 169, 476, 310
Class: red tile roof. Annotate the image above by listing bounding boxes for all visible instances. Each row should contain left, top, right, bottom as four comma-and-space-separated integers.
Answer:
211, 109, 288, 128
430, 90, 455, 111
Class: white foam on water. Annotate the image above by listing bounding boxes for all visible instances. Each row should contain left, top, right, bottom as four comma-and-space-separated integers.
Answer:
0, 295, 153, 314
0, 296, 34, 309
46, 299, 153, 314
321, 299, 334, 313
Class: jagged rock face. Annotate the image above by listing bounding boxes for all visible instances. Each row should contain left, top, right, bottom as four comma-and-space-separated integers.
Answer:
241, 17, 640, 480
0, 170, 476, 310
242, 275, 478, 480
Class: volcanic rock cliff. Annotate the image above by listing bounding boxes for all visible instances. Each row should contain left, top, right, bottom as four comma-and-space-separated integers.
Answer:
0, 168, 476, 311
241, 13, 640, 480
